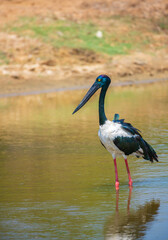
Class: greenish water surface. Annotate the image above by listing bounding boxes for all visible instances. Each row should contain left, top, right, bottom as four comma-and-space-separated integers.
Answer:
0, 82, 168, 240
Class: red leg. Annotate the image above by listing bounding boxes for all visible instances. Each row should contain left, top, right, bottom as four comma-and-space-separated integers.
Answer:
124, 158, 133, 186
113, 158, 119, 190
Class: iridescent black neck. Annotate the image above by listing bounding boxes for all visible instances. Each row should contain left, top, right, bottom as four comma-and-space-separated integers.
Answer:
99, 83, 109, 125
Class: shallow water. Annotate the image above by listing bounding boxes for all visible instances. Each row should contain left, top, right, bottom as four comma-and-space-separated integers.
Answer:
0, 82, 168, 240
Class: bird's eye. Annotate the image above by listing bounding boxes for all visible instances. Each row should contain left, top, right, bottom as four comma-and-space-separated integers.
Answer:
97, 78, 101, 82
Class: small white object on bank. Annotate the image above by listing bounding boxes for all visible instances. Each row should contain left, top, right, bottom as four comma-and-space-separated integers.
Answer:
96, 30, 103, 38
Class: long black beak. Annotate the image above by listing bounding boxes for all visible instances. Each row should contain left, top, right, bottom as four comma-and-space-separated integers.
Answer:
72, 82, 101, 114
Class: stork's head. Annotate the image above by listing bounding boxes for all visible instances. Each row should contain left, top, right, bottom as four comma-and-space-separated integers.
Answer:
72, 74, 111, 114
95, 74, 111, 87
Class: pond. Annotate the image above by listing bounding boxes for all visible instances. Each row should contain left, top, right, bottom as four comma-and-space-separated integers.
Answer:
0, 82, 168, 240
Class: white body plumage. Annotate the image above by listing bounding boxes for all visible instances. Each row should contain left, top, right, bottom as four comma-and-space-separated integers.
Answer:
98, 120, 142, 158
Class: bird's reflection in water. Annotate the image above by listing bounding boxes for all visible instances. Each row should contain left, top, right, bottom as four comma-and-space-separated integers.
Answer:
105, 188, 160, 240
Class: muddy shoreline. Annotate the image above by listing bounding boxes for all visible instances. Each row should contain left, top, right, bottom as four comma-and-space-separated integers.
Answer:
0, 0, 168, 98
1, 76, 168, 98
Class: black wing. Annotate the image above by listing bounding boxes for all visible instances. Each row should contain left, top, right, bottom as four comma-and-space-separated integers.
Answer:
113, 114, 158, 162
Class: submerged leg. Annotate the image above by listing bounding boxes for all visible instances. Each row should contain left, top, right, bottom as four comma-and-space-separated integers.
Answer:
116, 189, 119, 213
113, 155, 119, 190
127, 186, 133, 213
124, 157, 133, 186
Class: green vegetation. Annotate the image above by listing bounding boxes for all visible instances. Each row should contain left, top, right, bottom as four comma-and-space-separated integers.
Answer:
0, 51, 9, 65
4, 15, 166, 57
4, 16, 150, 56
157, 17, 168, 30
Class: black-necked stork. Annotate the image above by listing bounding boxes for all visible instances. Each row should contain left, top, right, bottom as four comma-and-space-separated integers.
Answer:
73, 75, 158, 190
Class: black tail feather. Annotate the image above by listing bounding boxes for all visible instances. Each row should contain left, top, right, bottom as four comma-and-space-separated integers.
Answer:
140, 138, 158, 162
